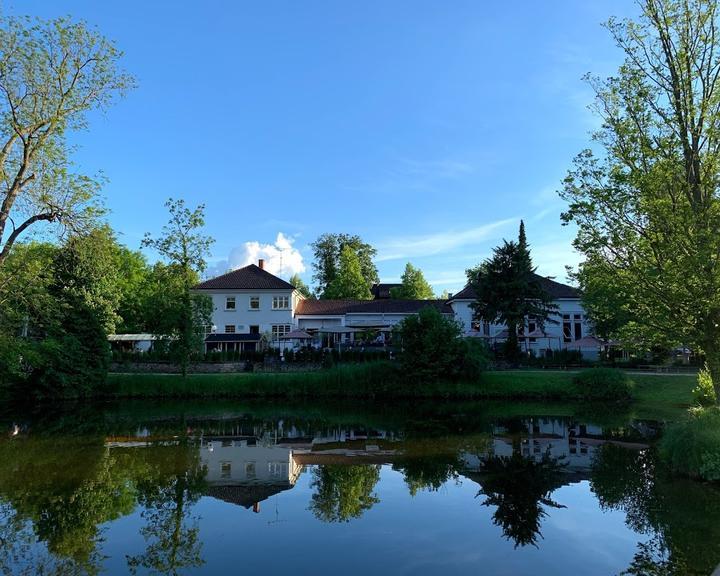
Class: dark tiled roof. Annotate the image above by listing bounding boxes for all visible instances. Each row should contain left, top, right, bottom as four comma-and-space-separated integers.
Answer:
205, 484, 292, 509
296, 299, 453, 316
370, 283, 402, 299
194, 264, 295, 290
205, 333, 262, 343
449, 273, 579, 301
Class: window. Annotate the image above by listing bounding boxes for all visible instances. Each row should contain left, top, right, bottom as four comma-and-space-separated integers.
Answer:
272, 324, 292, 339
224, 325, 236, 334
563, 314, 572, 343
221, 462, 231, 479
245, 462, 256, 479
249, 325, 260, 335
249, 296, 260, 310
574, 314, 582, 341
471, 321, 481, 332
225, 296, 236, 310
272, 296, 290, 310
528, 317, 537, 343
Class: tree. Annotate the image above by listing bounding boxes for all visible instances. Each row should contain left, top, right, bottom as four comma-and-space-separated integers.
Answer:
323, 245, 373, 299
560, 0, 720, 400
309, 465, 381, 522
0, 16, 133, 266
289, 272, 314, 299
466, 222, 556, 358
142, 199, 214, 375
398, 305, 487, 382
390, 263, 435, 299
311, 233, 378, 298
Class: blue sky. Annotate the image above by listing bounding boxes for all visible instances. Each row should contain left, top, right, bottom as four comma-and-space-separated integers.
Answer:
10, 0, 639, 293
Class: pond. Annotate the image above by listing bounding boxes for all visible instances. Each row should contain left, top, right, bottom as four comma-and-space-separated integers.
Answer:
0, 399, 719, 576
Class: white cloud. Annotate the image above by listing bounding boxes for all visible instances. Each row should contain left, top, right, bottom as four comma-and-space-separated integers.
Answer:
376, 218, 517, 262
207, 232, 305, 278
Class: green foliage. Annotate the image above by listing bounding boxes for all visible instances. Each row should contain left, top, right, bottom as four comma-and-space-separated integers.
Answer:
660, 407, 720, 481
572, 368, 634, 402
323, 245, 373, 299
309, 465, 381, 522
143, 199, 214, 375
692, 365, 717, 407
289, 273, 314, 299
390, 263, 435, 299
467, 222, 556, 358
560, 0, 720, 401
0, 15, 134, 265
311, 233, 378, 298
398, 306, 487, 382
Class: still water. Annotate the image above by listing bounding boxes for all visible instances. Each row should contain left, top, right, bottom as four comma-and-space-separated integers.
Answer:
1, 400, 719, 576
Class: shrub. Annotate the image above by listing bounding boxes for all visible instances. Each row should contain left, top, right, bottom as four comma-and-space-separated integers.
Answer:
660, 407, 720, 481
692, 365, 717, 407
572, 368, 634, 402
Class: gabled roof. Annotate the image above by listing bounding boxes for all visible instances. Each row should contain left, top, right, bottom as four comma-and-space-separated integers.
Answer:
194, 264, 295, 291
295, 299, 453, 316
449, 273, 579, 301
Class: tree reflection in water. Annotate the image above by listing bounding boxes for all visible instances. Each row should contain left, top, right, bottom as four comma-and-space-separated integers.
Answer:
309, 465, 381, 522
474, 451, 567, 548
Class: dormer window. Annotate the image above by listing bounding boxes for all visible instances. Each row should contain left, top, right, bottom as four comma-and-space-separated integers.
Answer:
272, 296, 289, 310
225, 296, 236, 310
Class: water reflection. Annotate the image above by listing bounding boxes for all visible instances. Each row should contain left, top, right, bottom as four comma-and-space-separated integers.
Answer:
0, 402, 718, 575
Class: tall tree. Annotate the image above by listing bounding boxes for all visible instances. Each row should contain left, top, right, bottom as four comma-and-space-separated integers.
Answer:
560, 0, 720, 399
142, 199, 213, 375
466, 222, 556, 358
390, 262, 435, 299
289, 273, 314, 299
0, 16, 133, 266
323, 245, 373, 299
311, 233, 378, 298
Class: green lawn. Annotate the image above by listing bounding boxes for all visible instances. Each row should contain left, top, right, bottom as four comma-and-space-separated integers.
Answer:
105, 366, 698, 421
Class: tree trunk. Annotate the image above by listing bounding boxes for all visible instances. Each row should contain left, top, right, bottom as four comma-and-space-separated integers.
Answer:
704, 338, 720, 405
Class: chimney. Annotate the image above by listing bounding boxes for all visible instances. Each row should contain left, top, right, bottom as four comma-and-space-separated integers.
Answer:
258, 259, 265, 270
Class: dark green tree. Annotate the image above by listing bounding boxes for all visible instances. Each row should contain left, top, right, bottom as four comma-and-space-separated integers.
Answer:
311, 233, 378, 298
289, 272, 314, 299
466, 221, 556, 358
309, 465, 381, 522
390, 263, 435, 299
142, 199, 214, 375
323, 245, 373, 299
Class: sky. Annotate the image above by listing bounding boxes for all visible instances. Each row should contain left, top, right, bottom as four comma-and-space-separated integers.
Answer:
8, 0, 640, 293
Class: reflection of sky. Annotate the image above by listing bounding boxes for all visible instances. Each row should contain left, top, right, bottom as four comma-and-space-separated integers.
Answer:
98, 467, 646, 576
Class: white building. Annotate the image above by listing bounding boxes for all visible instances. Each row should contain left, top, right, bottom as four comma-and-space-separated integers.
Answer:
193, 261, 597, 357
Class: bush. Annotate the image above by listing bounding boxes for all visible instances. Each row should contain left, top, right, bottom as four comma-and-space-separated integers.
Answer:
660, 407, 720, 481
572, 368, 634, 402
692, 365, 717, 407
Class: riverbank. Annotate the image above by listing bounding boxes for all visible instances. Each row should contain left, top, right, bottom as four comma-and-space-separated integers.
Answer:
105, 366, 696, 420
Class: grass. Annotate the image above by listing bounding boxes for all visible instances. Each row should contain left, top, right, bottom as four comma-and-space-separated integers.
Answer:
105, 364, 698, 421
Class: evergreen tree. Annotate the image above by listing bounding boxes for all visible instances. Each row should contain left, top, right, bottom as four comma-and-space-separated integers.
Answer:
467, 221, 556, 358
289, 273, 314, 299
311, 233, 378, 298
324, 245, 372, 299
390, 263, 435, 299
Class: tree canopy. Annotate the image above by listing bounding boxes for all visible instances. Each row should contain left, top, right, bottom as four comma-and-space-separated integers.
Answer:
560, 0, 720, 398
289, 273, 314, 299
390, 263, 435, 299
466, 221, 556, 357
0, 16, 133, 266
311, 233, 378, 298
323, 244, 373, 300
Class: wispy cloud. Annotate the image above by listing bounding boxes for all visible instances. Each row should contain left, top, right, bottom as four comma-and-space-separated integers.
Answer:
376, 218, 517, 262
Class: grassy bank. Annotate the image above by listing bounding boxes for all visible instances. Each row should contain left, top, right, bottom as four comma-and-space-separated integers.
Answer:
105, 365, 697, 420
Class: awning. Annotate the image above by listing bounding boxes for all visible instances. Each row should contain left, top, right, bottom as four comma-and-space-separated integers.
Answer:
317, 326, 362, 334
205, 334, 262, 343
280, 330, 314, 340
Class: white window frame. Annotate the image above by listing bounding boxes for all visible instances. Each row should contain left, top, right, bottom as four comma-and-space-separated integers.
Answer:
271, 324, 292, 339
249, 296, 260, 310
224, 325, 236, 334
225, 296, 236, 310
272, 295, 290, 310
